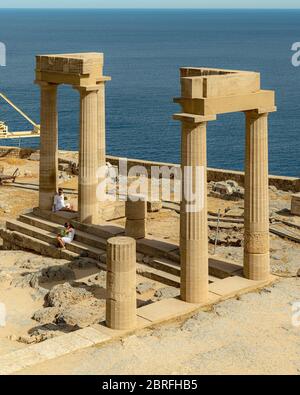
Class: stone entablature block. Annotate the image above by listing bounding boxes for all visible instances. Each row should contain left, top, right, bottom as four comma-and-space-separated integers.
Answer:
175, 67, 276, 116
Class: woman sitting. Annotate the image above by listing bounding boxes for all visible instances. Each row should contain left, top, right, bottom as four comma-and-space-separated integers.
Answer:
57, 222, 75, 249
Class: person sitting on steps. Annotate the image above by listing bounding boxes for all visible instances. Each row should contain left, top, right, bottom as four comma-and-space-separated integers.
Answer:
53, 188, 75, 212
57, 222, 75, 249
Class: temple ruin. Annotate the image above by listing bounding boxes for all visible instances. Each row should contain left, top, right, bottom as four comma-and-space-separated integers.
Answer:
174, 67, 276, 302
35, 53, 110, 224
0, 54, 277, 332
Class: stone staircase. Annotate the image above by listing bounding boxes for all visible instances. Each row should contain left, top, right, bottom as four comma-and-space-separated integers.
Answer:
0, 210, 242, 287
0, 210, 182, 286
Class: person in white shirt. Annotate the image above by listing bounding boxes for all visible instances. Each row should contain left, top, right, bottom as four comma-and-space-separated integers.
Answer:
57, 222, 75, 249
53, 188, 73, 212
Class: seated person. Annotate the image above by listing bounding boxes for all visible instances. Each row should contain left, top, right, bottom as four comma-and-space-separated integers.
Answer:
53, 188, 74, 212
57, 222, 75, 249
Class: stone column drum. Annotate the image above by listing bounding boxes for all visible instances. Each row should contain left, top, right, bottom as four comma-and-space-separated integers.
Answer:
244, 110, 270, 281
106, 236, 137, 330
180, 120, 208, 304
77, 86, 99, 224
38, 82, 58, 211
125, 196, 147, 239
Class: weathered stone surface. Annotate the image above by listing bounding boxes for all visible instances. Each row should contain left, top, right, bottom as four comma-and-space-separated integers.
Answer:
210, 180, 244, 200
40, 265, 75, 283
136, 282, 155, 295
154, 287, 180, 300
56, 302, 105, 328
147, 201, 162, 213
29, 152, 40, 161
17, 325, 61, 344
291, 193, 300, 216
70, 257, 98, 269
225, 207, 244, 218
32, 307, 61, 324
45, 283, 93, 308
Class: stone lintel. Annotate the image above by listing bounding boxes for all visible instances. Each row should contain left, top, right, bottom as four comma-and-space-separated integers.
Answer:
35, 53, 109, 87
174, 90, 275, 116
173, 112, 217, 123
36, 53, 104, 74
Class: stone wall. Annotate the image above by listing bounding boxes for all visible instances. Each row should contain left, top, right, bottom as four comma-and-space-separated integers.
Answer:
106, 155, 300, 193
0, 146, 298, 192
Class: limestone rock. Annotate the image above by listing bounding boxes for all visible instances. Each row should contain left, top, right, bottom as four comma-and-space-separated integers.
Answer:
70, 257, 98, 269
136, 282, 155, 295
45, 283, 93, 308
17, 325, 61, 344
29, 152, 40, 161
154, 287, 180, 300
32, 307, 61, 324
56, 302, 105, 328
39, 265, 76, 284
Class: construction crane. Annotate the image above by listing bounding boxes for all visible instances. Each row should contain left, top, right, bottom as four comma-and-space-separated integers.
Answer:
0, 92, 40, 139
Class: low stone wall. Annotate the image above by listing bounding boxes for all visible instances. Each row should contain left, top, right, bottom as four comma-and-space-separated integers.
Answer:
107, 155, 300, 193
0, 146, 298, 192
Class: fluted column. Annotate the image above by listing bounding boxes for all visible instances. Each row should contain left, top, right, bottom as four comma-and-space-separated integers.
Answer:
125, 195, 147, 239
106, 236, 137, 330
97, 83, 106, 172
38, 82, 58, 210
76, 86, 99, 224
244, 111, 270, 281
180, 120, 208, 304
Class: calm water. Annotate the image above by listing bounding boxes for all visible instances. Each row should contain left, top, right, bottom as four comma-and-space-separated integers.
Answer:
0, 9, 299, 176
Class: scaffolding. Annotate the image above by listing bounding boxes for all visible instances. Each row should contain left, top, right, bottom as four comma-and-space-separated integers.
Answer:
0, 92, 40, 139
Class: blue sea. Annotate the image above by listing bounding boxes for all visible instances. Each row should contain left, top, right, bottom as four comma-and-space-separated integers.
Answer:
0, 9, 299, 176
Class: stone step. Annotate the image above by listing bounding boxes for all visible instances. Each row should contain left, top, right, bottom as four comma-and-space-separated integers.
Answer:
33, 207, 124, 240
136, 263, 219, 288
0, 227, 181, 288
270, 223, 300, 243
0, 228, 78, 261
19, 214, 107, 250
147, 257, 181, 277
137, 263, 180, 288
6, 220, 106, 261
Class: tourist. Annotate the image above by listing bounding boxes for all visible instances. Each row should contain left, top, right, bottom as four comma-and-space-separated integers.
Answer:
53, 188, 74, 212
57, 222, 75, 249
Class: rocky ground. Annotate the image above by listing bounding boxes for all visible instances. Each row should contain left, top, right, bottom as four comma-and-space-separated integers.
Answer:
0, 249, 174, 355
0, 153, 299, 374
16, 277, 300, 375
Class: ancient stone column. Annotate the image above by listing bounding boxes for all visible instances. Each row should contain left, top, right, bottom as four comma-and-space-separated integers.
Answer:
125, 195, 147, 239
37, 82, 58, 211
180, 120, 208, 304
244, 110, 270, 281
76, 86, 99, 224
97, 83, 106, 172
106, 236, 137, 330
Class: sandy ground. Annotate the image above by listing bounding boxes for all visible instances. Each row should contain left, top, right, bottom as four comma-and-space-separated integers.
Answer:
16, 277, 300, 375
